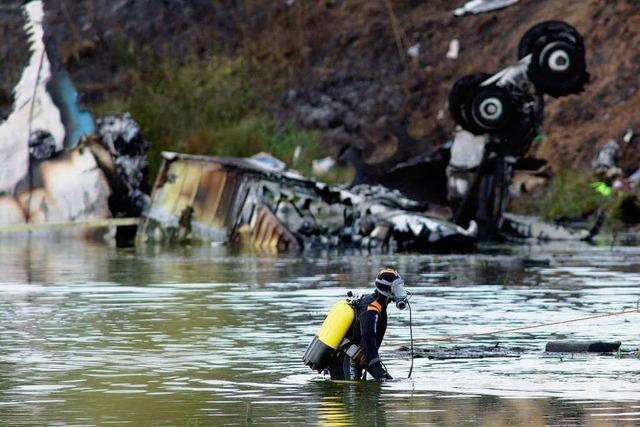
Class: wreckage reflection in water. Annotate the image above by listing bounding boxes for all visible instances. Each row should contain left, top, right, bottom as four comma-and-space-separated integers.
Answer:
0, 240, 639, 425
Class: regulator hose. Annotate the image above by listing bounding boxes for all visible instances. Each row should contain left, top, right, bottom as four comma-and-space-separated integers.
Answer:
408, 301, 414, 379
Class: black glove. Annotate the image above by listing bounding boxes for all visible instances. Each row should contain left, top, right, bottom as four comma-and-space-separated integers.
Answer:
368, 360, 392, 381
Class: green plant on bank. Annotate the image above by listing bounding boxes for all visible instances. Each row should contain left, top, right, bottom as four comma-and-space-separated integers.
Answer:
588, 189, 640, 233
544, 169, 640, 229
508, 168, 603, 219
543, 168, 607, 220
509, 166, 640, 232
92, 50, 352, 184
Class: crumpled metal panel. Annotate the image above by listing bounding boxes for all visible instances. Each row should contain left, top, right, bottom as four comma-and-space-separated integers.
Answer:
0, 147, 112, 229
501, 213, 592, 241
248, 204, 300, 253
137, 152, 303, 247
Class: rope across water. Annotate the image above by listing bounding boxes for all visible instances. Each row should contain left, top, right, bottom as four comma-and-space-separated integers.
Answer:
397, 302, 640, 346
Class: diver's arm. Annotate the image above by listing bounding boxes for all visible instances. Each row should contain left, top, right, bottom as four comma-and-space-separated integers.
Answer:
359, 310, 392, 380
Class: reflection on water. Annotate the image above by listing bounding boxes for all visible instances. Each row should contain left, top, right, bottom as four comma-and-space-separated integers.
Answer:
0, 238, 639, 425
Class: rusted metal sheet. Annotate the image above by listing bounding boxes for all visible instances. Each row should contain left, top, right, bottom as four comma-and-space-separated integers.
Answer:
137, 152, 306, 247
250, 204, 300, 252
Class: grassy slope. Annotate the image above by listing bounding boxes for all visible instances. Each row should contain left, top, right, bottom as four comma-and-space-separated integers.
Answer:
93, 52, 351, 181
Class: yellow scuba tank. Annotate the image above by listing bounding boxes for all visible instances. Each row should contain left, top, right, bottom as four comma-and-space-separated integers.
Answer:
303, 299, 355, 372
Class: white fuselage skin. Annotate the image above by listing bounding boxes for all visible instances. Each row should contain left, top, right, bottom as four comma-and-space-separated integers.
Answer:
0, 0, 65, 194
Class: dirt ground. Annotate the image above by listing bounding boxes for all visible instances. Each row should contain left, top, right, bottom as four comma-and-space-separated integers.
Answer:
266, 0, 640, 177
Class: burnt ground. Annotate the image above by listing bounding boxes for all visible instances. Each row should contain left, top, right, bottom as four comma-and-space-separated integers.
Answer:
2, 0, 640, 181
267, 0, 640, 178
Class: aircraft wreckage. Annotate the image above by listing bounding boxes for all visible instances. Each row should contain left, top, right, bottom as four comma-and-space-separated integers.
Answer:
0, 4, 600, 253
136, 152, 478, 252
133, 149, 601, 252
136, 21, 603, 252
0, 1, 148, 244
429, 19, 600, 242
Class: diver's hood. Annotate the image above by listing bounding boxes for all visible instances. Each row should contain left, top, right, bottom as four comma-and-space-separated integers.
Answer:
375, 276, 409, 310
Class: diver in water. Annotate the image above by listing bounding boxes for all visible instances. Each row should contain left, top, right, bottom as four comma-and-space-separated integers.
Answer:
326, 268, 408, 381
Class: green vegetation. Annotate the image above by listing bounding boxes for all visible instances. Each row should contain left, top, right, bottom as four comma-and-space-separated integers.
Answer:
93, 51, 351, 183
545, 170, 640, 229
543, 169, 607, 220
510, 167, 640, 232
507, 168, 603, 219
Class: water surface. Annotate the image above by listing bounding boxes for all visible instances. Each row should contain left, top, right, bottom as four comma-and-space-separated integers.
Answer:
1, 239, 639, 425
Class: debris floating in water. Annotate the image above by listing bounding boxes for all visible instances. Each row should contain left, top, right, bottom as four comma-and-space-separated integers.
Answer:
545, 340, 621, 353
401, 341, 629, 360
401, 344, 524, 360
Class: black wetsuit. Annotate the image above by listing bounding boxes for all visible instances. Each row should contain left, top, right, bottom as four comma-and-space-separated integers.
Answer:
327, 292, 390, 380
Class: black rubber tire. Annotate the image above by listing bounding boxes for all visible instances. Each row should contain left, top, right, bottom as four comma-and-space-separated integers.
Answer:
518, 20, 584, 59
449, 73, 491, 135
469, 86, 517, 133
527, 34, 588, 97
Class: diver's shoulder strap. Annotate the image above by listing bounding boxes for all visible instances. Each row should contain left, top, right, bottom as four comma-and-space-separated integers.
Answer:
366, 300, 382, 314
347, 293, 381, 314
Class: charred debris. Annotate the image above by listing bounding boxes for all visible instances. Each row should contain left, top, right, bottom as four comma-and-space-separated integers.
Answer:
0, 1, 148, 244
400, 340, 632, 360
137, 152, 477, 252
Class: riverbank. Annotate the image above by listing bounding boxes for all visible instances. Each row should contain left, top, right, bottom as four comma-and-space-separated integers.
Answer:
3, 1, 640, 183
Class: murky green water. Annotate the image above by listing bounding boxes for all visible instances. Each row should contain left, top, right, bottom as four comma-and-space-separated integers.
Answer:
1, 238, 639, 426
